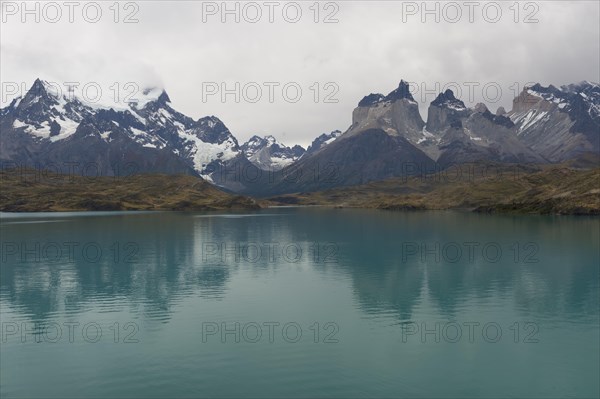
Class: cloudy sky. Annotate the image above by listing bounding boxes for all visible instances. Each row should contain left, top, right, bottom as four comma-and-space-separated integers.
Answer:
1, 0, 599, 147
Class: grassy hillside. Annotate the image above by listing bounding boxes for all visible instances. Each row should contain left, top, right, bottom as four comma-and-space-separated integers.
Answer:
0, 170, 260, 212
267, 164, 600, 215
2, 164, 598, 215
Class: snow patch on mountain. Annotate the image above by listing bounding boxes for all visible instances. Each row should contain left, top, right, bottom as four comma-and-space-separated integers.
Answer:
511, 109, 550, 135
181, 130, 239, 171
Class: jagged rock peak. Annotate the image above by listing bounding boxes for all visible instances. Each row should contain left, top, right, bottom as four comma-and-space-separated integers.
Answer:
157, 90, 171, 104
21, 78, 60, 104
29, 78, 47, 94
358, 93, 385, 107
358, 80, 416, 107
431, 89, 466, 110
384, 80, 415, 103
243, 135, 277, 148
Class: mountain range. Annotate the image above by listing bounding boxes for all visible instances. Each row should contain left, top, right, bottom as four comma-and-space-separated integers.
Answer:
1, 78, 598, 196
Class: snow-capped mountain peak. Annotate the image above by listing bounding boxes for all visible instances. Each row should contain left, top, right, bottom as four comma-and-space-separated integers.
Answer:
0, 78, 249, 186
241, 135, 305, 170
7, 79, 102, 142
129, 87, 171, 110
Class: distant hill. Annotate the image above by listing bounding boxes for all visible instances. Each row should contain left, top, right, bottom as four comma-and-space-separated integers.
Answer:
266, 165, 600, 215
0, 170, 260, 212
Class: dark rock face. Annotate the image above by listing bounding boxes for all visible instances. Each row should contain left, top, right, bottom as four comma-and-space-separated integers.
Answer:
481, 110, 515, 128
49, 120, 61, 137
358, 94, 385, 107
193, 117, 238, 145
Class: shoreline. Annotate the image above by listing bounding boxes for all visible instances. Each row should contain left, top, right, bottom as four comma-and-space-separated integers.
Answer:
2, 205, 599, 216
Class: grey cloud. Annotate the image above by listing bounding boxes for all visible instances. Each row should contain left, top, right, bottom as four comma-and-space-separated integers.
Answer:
1, 0, 598, 147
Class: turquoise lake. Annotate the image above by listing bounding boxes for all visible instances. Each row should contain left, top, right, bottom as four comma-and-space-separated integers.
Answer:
1, 209, 598, 398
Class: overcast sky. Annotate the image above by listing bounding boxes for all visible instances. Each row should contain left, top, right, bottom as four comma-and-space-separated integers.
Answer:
1, 0, 599, 147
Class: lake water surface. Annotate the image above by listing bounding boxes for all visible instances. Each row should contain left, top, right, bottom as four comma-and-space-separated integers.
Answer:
1, 209, 598, 398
